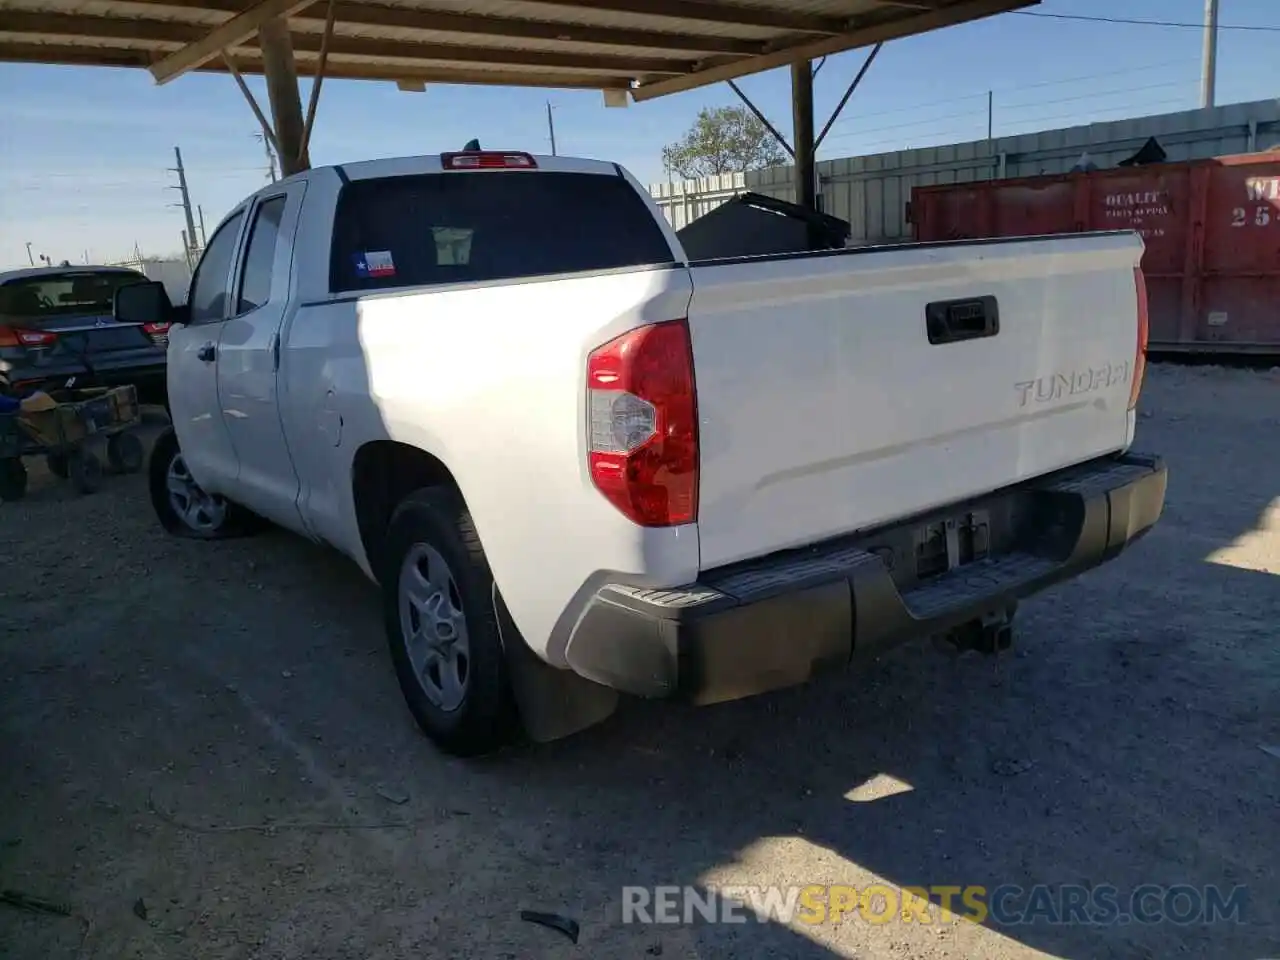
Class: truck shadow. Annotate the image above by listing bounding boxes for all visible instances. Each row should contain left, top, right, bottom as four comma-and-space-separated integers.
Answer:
493, 507, 1278, 957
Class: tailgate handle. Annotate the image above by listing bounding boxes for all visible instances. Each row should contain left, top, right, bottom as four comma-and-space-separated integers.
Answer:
926, 296, 999, 345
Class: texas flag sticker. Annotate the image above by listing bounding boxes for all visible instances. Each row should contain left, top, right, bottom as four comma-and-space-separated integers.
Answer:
354, 250, 396, 278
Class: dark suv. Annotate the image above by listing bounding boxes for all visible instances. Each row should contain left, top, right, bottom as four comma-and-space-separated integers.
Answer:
0, 265, 170, 406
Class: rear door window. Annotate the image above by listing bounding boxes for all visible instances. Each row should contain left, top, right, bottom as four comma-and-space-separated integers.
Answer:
237, 195, 288, 314
330, 170, 675, 293
188, 211, 245, 324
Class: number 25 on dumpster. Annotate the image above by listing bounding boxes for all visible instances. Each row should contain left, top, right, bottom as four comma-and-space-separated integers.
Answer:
1231, 205, 1274, 227
1233, 177, 1280, 227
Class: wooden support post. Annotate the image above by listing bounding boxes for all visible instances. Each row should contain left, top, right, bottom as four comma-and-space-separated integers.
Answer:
791, 59, 816, 213
259, 16, 309, 174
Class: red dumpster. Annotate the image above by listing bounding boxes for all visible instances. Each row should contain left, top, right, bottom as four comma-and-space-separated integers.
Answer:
909, 151, 1280, 354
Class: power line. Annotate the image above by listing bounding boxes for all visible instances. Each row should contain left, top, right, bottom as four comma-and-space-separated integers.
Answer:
22, 167, 268, 180
1013, 58, 1189, 92
823, 78, 1197, 145
843, 94, 1197, 156
826, 58, 1189, 131
851, 124, 990, 153
997, 78, 1197, 113
1008, 96, 1195, 132
1012, 11, 1280, 32
823, 108, 986, 143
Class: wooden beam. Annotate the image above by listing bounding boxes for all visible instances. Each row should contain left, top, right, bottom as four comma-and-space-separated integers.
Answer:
509, 0, 845, 33
0, 13, 692, 76
298, 0, 336, 163
107, 0, 768, 56
0, 40, 632, 88
0, 42, 151, 69
285, 37, 686, 77
223, 52, 279, 150
632, 0, 1035, 100
264, 61, 636, 89
148, 0, 316, 84
0, 12, 163, 43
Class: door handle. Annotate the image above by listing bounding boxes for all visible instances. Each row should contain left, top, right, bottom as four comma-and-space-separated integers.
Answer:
197, 342, 216, 362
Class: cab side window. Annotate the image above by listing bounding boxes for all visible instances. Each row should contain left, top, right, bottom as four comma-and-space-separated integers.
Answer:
188, 211, 245, 324
237, 196, 288, 314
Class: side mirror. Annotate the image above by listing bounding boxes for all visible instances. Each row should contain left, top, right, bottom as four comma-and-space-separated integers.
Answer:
114, 280, 176, 326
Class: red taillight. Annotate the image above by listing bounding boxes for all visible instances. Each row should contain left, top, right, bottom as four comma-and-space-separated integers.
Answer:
142, 322, 171, 345
1130, 266, 1149, 411
587, 319, 698, 527
441, 151, 537, 170
0, 325, 57, 348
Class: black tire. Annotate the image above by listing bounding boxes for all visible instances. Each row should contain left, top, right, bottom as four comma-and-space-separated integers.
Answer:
380, 487, 519, 757
68, 450, 104, 494
0, 459, 27, 502
147, 427, 261, 539
46, 454, 69, 479
107, 431, 145, 474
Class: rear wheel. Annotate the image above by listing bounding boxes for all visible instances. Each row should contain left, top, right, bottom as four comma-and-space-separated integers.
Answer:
380, 487, 519, 757
46, 454, 68, 479
148, 427, 260, 538
0, 459, 27, 502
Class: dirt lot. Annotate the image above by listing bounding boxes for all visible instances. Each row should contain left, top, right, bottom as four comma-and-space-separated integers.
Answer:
2, 363, 1278, 960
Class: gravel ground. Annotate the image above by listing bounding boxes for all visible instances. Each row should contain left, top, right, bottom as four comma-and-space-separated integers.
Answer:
1, 363, 1278, 960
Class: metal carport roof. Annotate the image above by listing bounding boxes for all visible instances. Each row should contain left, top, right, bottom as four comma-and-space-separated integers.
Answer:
0, 0, 1035, 100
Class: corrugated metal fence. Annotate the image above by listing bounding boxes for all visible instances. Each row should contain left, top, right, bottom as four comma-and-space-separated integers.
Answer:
650, 99, 1280, 246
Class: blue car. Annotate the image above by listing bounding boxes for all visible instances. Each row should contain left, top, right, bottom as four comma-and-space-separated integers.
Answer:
0, 265, 169, 407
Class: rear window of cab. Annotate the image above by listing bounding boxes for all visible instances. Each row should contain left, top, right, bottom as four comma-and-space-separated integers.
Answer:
329, 170, 676, 294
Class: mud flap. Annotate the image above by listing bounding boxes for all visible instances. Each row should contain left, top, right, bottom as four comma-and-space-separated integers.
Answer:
492, 584, 619, 743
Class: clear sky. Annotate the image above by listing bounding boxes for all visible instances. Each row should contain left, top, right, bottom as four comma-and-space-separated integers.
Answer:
1, 0, 1277, 268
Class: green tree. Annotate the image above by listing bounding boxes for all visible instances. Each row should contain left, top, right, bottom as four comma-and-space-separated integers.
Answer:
661, 105, 786, 180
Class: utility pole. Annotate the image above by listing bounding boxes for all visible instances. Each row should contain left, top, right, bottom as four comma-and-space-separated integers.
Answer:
25, 242, 34, 266
546, 101, 557, 156
256, 131, 279, 182
1200, 0, 1219, 109
987, 90, 994, 140
168, 146, 199, 264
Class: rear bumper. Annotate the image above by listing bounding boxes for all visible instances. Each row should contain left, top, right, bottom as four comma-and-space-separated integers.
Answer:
563, 452, 1166, 704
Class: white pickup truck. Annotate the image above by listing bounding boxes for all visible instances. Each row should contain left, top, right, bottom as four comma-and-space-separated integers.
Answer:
115, 150, 1167, 756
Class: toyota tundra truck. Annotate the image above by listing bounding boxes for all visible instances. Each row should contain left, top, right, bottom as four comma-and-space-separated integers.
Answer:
114, 150, 1167, 756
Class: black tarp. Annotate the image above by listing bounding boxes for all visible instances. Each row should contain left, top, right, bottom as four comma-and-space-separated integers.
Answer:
675, 192, 851, 260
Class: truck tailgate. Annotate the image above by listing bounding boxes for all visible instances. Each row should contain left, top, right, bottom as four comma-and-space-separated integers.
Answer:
686, 232, 1145, 570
